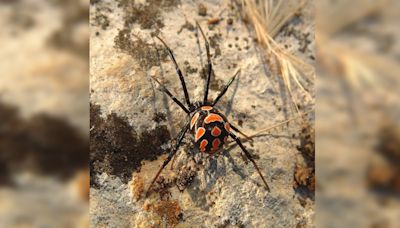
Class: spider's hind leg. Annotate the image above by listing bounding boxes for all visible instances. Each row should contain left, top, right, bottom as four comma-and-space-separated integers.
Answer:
229, 132, 270, 191
230, 124, 254, 143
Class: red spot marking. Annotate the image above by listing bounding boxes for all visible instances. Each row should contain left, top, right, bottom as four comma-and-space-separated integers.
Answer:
190, 112, 200, 130
204, 113, 223, 124
211, 126, 221, 137
224, 122, 231, 132
201, 106, 213, 111
195, 127, 206, 142
224, 136, 228, 143
200, 139, 208, 152
211, 138, 221, 153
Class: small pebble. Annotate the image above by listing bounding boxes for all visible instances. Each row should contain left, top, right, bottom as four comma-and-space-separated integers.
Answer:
208, 18, 220, 25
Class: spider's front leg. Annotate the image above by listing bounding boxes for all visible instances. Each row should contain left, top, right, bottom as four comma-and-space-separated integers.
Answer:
196, 21, 213, 104
145, 122, 190, 197
212, 69, 240, 106
154, 35, 192, 109
229, 132, 270, 191
151, 76, 189, 114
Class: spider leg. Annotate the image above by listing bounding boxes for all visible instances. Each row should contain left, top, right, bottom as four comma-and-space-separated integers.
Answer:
154, 35, 192, 109
152, 76, 190, 114
229, 132, 270, 191
230, 124, 254, 143
146, 122, 189, 197
196, 22, 212, 105
212, 69, 240, 106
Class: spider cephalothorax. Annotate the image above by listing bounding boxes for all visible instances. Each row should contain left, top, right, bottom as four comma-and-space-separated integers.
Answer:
145, 22, 270, 196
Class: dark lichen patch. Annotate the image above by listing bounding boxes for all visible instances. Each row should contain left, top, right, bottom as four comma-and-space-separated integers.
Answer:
117, 0, 180, 30
298, 32, 311, 53
93, 14, 110, 30
367, 121, 400, 194
177, 20, 195, 34
153, 112, 167, 123
217, 219, 245, 228
90, 0, 101, 4
281, 24, 312, 53
114, 0, 180, 69
90, 103, 171, 187
183, 61, 198, 75
236, 113, 248, 128
0, 102, 88, 184
209, 33, 222, 58
47, 0, 89, 58
114, 29, 168, 69
294, 120, 315, 194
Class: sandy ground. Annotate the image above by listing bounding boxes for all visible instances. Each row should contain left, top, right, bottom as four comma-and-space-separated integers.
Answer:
90, 0, 315, 227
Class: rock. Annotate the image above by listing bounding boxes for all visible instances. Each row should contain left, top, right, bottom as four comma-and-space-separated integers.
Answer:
90, 0, 315, 227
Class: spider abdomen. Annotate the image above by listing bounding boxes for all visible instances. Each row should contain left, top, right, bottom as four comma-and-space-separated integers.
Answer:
190, 106, 230, 154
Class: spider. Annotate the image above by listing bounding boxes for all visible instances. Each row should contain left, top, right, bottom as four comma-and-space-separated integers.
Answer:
146, 22, 270, 196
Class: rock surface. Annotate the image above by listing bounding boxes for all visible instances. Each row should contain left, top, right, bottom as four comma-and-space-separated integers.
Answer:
90, 0, 315, 227
0, 1, 89, 227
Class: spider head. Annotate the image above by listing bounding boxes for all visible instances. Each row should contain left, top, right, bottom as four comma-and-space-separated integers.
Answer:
191, 101, 212, 112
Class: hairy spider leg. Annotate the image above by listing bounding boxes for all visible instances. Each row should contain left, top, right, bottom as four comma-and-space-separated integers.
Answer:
212, 69, 240, 106
155, 35, 192, 109
146, 123, 190, 197
229, 132, 270, 191
196, 21, 212, 105
151, 77, 189, 114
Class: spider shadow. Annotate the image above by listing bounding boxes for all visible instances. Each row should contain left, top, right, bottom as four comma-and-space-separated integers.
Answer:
152, 37, 177, 136
223, 142, 266, 188
195, 25, 205, 72
183, 148, 250, 211
184, 141, 273, 210
224, 74, 240, 117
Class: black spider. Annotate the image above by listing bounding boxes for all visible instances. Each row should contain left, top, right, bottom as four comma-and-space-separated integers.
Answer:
146, 22, 270, 196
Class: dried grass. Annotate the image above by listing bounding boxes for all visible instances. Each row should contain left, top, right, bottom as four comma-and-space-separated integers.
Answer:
227, 109, 313, 146
238, 0, 314, 115
317, 0, 399, 95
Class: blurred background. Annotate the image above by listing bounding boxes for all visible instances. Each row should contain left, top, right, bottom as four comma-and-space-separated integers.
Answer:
0, 0, 89, 227
317, 0, 400, 227
0, 0, 399, 227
